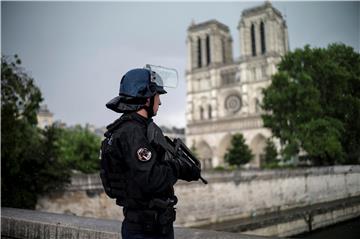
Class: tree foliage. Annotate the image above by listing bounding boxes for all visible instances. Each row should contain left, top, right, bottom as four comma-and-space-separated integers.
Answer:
224, 133, 253, 167
1, 55, 71, 209
264, 138, 278, 165
262, 43, 360, 165
55, 125, 101, 174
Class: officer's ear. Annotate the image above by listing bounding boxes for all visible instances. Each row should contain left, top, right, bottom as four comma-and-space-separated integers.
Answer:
145, 97, 151, 106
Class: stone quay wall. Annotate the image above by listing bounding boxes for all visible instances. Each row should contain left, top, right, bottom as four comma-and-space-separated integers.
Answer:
36, 166, 360, 235
1, 207, 272, 239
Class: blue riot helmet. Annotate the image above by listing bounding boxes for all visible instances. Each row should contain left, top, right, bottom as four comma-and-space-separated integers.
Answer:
106, 65, 178, 115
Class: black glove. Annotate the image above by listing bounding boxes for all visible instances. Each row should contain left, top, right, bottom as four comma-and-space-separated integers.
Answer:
167, 153, 201, 182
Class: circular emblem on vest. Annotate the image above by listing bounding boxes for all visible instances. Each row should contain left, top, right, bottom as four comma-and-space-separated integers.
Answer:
137, 148, 152, 161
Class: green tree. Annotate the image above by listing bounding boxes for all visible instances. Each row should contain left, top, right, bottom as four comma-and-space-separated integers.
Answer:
39, 125, 72, 191
1, 55, 71, 209
264, 138, 278, 165
224, 133, 253, 167
262, 43, 360, 165
56, 125, 101, 173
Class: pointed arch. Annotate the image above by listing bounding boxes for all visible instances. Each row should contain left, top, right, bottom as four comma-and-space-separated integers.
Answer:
222, 38, 226, 63
197, 37, 202, 68
255, 98, 261, 113
260, 21, 266, 54
250, 134, 267, 167
206, 35, 211, 65
251, 24, 256, 56
197, 140, 213, 169
199, 106, 204, 120
218, 134, 233, 165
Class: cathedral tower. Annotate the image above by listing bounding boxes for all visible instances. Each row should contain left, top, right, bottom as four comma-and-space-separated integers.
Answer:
186, 2, 289, 169
238, 1, 289, 58
187, 20, 233, 71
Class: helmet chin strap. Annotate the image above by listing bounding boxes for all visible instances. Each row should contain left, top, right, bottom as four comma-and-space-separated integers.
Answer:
144, 96, 155, 118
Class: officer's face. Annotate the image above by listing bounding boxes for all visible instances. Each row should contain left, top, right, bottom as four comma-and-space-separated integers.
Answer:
153, 93, 161, 116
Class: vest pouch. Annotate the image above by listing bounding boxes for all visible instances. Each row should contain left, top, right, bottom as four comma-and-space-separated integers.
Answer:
126, 209, 158, 233
100, 169, 115, 198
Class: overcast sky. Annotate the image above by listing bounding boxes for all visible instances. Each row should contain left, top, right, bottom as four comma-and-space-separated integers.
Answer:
2, 1, 359, 128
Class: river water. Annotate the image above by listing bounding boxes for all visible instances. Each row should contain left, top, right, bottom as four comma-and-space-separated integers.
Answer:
293, 217, 360, 239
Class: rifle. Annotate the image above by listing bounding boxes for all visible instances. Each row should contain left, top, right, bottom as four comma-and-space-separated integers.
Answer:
147, 122, 208, 184
165, 136, 208, 184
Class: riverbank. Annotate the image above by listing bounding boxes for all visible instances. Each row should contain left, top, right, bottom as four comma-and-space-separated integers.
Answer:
195, 195, 360, 237
294, 216, 360, 239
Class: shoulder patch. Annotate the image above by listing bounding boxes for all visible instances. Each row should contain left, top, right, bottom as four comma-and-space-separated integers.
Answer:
137, 148, 152, 162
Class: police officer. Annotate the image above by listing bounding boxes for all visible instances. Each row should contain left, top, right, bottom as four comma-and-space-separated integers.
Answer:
103, 66, 201, 239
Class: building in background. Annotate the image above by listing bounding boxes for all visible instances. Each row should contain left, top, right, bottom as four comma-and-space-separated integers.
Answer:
37, 104, 54, 129
86, 123, 107, 138
36, 105, 107, 138
186, 1, 289, 168
160, 126, 186, 142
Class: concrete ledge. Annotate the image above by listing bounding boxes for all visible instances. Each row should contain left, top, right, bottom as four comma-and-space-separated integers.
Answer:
35, 165, 360, 235
67, 165, 360, 191
1, 208, 276, 239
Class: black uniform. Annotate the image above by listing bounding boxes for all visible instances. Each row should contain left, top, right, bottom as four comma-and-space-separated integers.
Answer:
105, 112, 178, 238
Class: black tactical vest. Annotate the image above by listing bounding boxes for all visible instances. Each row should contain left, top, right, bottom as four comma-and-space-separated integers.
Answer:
99, 115, 131, 206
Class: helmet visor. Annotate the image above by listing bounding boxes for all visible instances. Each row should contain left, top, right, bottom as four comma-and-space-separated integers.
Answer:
145, 64, 178, 88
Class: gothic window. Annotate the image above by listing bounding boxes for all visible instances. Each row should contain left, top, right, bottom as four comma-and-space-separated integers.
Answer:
255, 98, 261, 113
222, 38, 226, 63
261, 65, 267, 79
206, 35, 211, 66
200, 106, 204, 120
221, 70, 236, 85
208, 105, 212, 119
251, 24, 256, 56
260, 21, 266, 54
197, 37, 202, 68
225, 94, 242, 114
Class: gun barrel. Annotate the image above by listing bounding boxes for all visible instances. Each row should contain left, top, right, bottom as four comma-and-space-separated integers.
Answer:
200, 176, 208, 184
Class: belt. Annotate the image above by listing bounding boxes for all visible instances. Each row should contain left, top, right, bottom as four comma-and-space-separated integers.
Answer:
125, 209, 158, 224
124, 208, 176, 235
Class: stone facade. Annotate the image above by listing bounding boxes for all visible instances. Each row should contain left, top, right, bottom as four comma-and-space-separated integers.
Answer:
186, 2, 289, 168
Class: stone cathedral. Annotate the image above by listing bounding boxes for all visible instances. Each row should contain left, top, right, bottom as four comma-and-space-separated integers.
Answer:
185, 2, 289, 168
